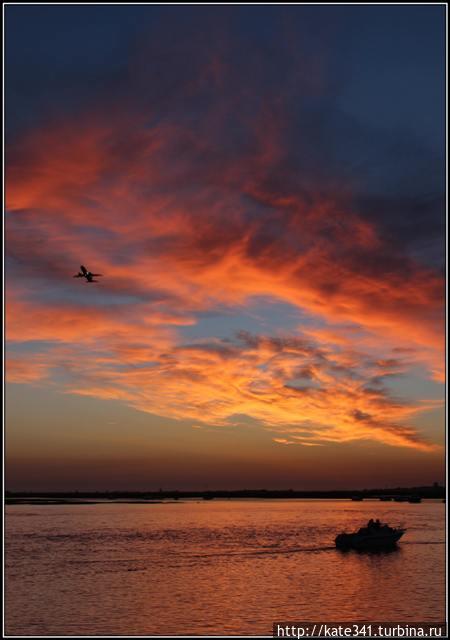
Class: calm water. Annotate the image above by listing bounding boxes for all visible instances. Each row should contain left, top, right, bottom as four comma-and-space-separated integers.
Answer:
5, 500, 446, 636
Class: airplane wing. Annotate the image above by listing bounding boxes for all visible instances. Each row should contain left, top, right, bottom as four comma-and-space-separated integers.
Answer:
73, 266, 101, 281
86, 273, 101, 283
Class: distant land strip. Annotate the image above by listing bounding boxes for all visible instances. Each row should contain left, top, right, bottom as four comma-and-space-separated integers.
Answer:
4, 485, 446, 505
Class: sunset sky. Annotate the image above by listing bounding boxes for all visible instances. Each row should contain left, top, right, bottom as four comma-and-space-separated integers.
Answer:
5, 5, 446, 491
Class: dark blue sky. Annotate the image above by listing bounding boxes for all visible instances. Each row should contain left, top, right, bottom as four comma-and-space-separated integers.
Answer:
6, 5, 445, 266
6, 5, 444, 144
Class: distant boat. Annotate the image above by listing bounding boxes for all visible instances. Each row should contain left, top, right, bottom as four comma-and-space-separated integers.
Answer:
394, 496, 408, 502
335, 520, 405, 551
407, 496, 422, 503
351, 496, 363, 501
379, 496, 392, 501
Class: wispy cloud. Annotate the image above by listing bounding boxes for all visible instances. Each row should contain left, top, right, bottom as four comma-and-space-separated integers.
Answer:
6, 20, 444, 452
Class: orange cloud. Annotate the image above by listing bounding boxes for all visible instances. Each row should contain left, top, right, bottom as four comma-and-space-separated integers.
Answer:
6, 290, 442, 451
5, 81, 444, 452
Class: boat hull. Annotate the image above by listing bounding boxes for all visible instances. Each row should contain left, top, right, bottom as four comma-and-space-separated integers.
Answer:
335, 529, 405, 551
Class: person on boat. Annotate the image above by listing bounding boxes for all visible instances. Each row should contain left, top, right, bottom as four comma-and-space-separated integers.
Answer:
365, 519, 381, 534
358, 520, 373, 535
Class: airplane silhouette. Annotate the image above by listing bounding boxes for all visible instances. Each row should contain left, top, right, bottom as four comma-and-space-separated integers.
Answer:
73, 265, 103, 283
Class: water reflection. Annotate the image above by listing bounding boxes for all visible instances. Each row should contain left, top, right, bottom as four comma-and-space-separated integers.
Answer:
337, 545, 401, 556
5, 500, 445, 635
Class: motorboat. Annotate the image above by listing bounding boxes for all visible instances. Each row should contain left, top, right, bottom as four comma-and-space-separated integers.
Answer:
335, 520, 405, 551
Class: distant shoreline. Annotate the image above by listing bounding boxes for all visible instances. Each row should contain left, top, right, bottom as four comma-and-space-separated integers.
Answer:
5, 484, 445, 504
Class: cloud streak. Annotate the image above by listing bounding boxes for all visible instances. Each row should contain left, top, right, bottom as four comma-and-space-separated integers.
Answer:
6, 18, 444, 452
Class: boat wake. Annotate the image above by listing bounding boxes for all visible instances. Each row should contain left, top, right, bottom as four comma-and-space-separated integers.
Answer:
189, 545, 335, 559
